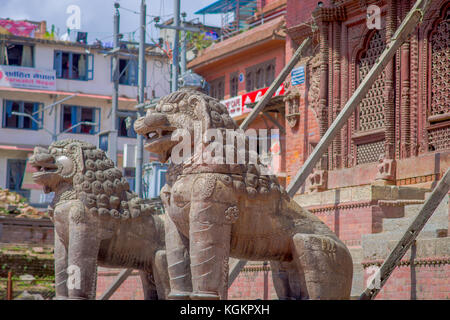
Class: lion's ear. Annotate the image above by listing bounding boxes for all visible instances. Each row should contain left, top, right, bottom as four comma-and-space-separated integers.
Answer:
56, 155, 76, 179
188, 94, 211, 130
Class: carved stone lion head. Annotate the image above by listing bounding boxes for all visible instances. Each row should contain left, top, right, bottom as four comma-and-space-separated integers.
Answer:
134, 89, 236, 162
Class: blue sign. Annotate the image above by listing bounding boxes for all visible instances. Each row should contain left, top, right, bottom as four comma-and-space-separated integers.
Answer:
204, 31, 219, 41
291, 66, 305, 86
239, 73, 244, 83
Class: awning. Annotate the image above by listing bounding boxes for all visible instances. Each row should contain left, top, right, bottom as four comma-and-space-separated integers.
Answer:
0, 144, 34, 151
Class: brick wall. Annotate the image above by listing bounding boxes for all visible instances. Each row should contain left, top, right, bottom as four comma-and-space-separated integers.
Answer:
286, 0, 332, 29
96, 268, 145, 300
96, 265, 278, 300
0, 217, 53, 246
228, 267, 277, 300
364, 264, 450, 300
310, 204, 377, 247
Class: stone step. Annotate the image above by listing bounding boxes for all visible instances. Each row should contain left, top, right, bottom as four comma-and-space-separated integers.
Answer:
363, 236, 450, 261
348, 247, 364, 298
382, 193, 448, 232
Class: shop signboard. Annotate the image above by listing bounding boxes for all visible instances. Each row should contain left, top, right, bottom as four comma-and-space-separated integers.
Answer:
0, 65, 56, 90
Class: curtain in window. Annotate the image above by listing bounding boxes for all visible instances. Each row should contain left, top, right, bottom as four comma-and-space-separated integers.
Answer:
78, 54, 86, 79
0, 42, 5, 65
21, 45, 32, 67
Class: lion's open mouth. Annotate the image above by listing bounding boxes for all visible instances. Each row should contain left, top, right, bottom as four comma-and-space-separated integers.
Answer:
145, 128, 175, 145
31, 164, 58, 178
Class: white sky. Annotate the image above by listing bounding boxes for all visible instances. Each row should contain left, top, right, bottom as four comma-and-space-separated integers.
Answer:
0, 0, 222, 44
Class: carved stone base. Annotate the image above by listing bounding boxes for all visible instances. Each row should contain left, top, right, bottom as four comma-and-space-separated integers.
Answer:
374, 158, 396, 185
307, 169, 328, 193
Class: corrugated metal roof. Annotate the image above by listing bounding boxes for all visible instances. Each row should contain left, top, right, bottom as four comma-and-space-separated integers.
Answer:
195, 0, 257, 15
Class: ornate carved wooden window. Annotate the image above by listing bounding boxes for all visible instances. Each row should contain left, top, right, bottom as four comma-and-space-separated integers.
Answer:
357, 30, 386, 132
354, 30, 387, 164
427, 5, 450, 152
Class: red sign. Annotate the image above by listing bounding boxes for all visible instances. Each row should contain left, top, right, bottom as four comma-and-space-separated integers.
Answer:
220, 83, 285, 118
241, 83, 285, 114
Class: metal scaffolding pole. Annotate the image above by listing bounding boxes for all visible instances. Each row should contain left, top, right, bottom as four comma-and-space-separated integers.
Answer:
109, 2, 120, 165
136, 0, 146, 198
171, 0, 180, 92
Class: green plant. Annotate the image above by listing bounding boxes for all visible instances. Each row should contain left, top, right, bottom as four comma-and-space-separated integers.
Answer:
186, 31, 215, 52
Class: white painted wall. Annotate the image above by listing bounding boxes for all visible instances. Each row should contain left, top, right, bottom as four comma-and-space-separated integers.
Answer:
34, 43, 170, 99
0, 40, 170, 201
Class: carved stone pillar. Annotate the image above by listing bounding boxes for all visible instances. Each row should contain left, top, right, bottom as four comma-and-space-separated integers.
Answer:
332, 21, 342, 169
308, 19, 329, 192
340, 22, 349, 168
400, 8, 411, 159
318, 20, 329, 170
376, 0, 397, 184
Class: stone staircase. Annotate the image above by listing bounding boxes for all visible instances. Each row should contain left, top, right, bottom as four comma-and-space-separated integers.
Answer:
362, 193, 449, 261
349, 246, 364, 298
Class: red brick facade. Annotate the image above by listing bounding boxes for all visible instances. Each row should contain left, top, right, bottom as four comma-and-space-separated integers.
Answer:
363, 262, 450, 300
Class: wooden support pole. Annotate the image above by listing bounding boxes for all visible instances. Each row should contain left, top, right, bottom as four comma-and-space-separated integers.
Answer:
239, 37, 311, 130
286, 0, 431, 198
98, 268, 133, 300
228, 259, 248, 288
360, 168, 450, 300
228, 38, 312, 285
262, 112, 286, 134
7, 271, 13, 300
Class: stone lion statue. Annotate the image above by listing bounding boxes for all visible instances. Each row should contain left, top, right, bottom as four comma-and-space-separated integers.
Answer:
134, 89, 353, 300
29, 139, 169, 300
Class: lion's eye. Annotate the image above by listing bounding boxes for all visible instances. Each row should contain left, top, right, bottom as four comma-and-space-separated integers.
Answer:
162, 104, 175, 113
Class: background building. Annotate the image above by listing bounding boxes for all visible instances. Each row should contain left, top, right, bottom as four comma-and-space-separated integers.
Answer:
284, 0, 449, 299
0, 20, 170, 208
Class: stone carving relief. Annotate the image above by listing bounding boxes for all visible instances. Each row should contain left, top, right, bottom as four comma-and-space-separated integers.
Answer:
429, 6, 449, 118
284, 85, 301, 128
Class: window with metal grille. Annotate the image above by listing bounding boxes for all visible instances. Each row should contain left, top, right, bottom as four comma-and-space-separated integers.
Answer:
54, 51, 93, 80
2, 100, 42, 130
61, 105, 100, 134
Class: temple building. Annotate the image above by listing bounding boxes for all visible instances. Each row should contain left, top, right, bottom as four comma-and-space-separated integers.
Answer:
189, 0, 449, 299
283, 0, 449, 299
